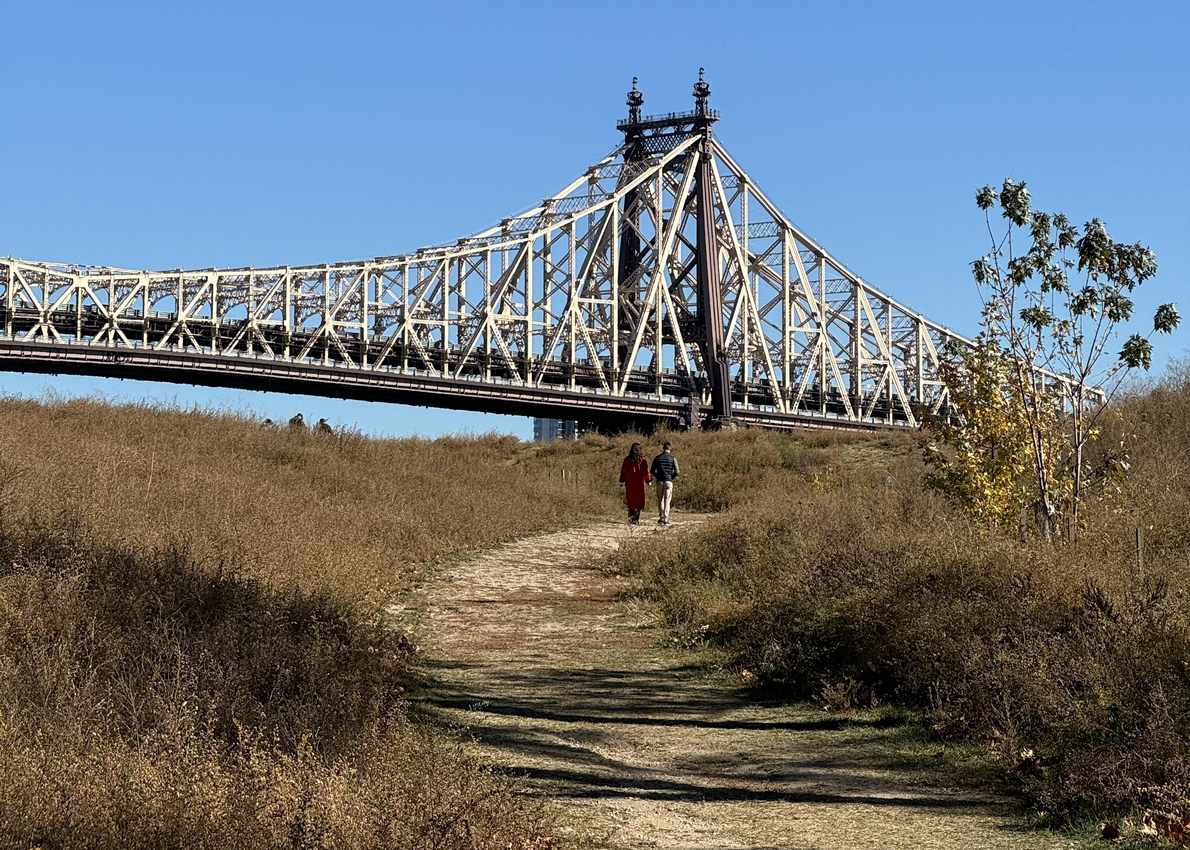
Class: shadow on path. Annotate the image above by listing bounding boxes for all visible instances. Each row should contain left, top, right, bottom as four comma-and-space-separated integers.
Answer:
405, 517, 1058, 849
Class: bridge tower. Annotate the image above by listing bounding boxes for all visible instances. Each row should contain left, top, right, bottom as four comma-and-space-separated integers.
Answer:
690, 69, 733, 426
615, 78, 646, 385
617, 71, 732, 429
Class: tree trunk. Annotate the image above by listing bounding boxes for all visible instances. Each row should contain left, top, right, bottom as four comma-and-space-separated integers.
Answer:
1017, 363, 1056, 541
1071, 387, 1084, 542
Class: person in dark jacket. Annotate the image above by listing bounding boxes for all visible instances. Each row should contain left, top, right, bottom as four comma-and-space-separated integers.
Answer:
650, 441, 680, 526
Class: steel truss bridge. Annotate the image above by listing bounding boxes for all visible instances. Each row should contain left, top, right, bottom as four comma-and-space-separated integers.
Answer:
0, 73, 1084, 432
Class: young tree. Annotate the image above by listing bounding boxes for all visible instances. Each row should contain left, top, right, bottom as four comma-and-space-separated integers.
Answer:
962, 179, 1178, 538
923, 339, 1036, 529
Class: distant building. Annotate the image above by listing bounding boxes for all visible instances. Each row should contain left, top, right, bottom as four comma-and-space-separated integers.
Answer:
533, 418, 580, 442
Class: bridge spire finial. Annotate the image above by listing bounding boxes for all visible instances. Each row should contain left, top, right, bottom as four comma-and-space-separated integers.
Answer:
626, 76, 644, 125
692, 67, 711, 117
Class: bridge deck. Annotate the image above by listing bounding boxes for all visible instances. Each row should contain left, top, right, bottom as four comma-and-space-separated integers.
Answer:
0, 332, 896, 432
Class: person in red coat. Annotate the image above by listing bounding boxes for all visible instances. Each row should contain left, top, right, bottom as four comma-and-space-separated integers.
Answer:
619, 442, 652, 525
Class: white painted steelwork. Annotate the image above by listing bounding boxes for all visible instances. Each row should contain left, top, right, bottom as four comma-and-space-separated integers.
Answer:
0, 78, 1096, 429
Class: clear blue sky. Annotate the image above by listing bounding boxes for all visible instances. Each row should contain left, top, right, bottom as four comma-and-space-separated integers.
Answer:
2, 0, 1186, 437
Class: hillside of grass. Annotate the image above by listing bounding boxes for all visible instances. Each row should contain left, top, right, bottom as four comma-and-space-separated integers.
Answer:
606, 366, 1190, 831
0, 397, 617, 603
0, 397, 625, 849
4, 379, 1187, 846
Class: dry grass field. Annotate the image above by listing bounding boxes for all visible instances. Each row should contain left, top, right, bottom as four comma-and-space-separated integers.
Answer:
2, 372, 1187, 847
0, 397, 615, 603
607, 365, 1190, 835
0, 397, 619, 850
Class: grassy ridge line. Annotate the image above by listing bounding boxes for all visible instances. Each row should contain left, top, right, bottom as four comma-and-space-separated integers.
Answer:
606, 366, 1190, 826
518, 424, 894, 514
0, 396, 617, 605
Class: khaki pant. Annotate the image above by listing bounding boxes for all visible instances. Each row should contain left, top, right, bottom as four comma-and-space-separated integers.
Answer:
657, 481, 674, 523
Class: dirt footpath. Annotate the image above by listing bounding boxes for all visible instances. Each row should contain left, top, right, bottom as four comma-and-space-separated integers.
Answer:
400, 517, 1079, 850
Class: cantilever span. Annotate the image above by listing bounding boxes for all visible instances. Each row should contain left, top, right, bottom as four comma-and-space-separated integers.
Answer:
0, 76, 1088, 431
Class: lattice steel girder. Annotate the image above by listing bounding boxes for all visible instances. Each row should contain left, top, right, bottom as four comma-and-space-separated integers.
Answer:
0, 104, 1099, 429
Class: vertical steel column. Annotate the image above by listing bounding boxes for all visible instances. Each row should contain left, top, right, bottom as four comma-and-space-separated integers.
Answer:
915, 321, 925, 407
400, 261, 410, 373
524, 246, 533, 384
483, 250, 492, 381
211, 273, 220, 355
610, 203, 620, 380
140, 275, 148, 348
851, 285, 862, 417
616, 76, 645, 376
442, 257, 452, 376
176, 274, 184, 352
3, 265, 14, 340
36, 269, 48, 342
568, 220, 577, 390
247, 271, 255, 356
321, 268, 330, 365
362, 266, 370, 369
283, 269, 292, 360
691, 70, 732, 424
818, 255, 828, 415
694, 144, 732, 421
781, 230, 791, 406
885, 296, 894, 424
